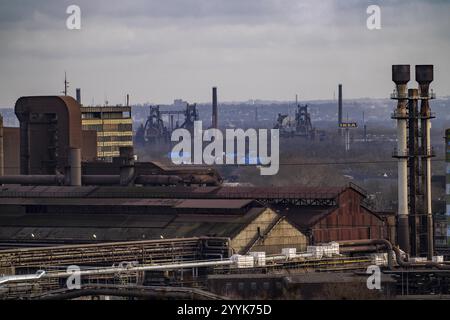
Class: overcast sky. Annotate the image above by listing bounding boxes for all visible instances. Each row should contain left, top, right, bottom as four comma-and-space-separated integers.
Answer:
0, 0, 449, 106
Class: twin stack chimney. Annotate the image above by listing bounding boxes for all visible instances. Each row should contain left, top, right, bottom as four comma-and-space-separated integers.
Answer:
392, 64, 435, 258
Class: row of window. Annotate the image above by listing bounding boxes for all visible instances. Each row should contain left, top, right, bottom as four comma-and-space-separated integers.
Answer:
98, 135, 133, 143
82, 112, 131, 119
82, 124, 133, 132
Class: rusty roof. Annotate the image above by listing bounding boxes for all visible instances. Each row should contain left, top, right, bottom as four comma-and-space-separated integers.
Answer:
175, 199, 254, 209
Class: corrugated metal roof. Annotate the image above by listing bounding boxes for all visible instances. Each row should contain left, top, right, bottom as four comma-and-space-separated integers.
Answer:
0, 207, 266, 243
278, 206, 337, 231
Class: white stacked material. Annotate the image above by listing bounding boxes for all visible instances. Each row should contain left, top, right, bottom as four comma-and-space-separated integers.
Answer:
409, 257, 427, 263
371, 253, 388, 266
249, 252, 266, 266
432, 256, 444, 263
322, 242, 340, 257
307, 242, 340, 259
306, 246, 323, 259
231, 254, 254, 268
281, 248, 297, 259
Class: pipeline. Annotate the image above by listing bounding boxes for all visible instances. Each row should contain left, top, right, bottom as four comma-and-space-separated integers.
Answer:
0, 270, 45, 284
0, 259, 234, 285
338, 239, 450, 270
0, 174, 183, 186
0, 175, 65, 185
339, 239, 395, 269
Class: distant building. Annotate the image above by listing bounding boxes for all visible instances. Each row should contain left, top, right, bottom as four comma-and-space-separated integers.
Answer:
173, 99, 188, 108
81, 106, 133, 159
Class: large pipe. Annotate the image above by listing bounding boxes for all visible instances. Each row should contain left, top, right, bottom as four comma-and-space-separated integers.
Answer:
0, 174, 183, 186
339, 239, 450, 270
212, 87, 218, 129
0, 175, 65, 185
135, 175, 182, 186
416, 65, 434, 259
44, 259, 234, 279
392, 65, 410, 254
0, 115, 4, 177
69, 148, 81, 186
339, 239, 395, 269
0, 270, 45, 285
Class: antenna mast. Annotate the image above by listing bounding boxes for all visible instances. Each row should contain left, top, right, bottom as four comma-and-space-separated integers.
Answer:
62, 72, 69, 96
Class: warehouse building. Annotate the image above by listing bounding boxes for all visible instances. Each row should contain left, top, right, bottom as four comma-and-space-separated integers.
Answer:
0, 184, 389, 253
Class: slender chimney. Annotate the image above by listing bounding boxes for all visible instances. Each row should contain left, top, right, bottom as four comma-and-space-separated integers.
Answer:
76, 88, 81, 105
392, 64, 410, 254
212, 87, 218, 129
126, 94, 130, 107
338, 84, 343, 125
416, 64, 434, 259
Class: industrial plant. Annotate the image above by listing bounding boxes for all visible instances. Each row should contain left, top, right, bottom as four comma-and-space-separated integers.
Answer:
0, 63, 449, 301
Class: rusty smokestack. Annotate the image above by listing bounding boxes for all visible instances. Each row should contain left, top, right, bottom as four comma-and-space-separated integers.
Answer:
212, 87, 218, 129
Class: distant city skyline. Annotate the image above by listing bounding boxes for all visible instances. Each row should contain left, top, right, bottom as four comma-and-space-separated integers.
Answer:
1, 0, 449, 106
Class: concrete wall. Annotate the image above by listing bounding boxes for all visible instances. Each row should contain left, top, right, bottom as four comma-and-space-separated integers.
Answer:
232, 208, 308, 255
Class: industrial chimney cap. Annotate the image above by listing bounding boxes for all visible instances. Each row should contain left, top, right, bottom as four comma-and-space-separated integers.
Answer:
392, 65, 410, 84
415, 65, 434, 84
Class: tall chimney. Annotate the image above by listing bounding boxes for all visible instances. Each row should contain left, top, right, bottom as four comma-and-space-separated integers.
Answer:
338, 84, 343, 126
126, 94, 130, 107
76, 88, 81, 105
392, 64, 410, 254
212, 87, 218, 129
416, 65, 434, 259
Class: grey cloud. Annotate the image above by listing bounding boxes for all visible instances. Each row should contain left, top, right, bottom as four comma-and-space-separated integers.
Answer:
0, 0, 449, 106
